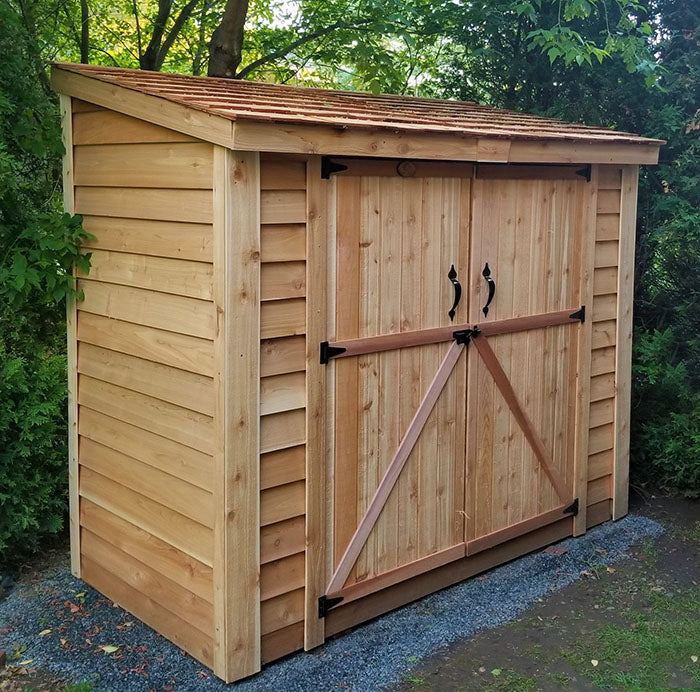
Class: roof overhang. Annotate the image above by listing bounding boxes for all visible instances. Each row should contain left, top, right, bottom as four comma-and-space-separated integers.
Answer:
51, 66, 661, 165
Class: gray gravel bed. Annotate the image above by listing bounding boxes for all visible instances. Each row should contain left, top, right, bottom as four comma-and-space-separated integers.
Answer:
0, 515, 662, 691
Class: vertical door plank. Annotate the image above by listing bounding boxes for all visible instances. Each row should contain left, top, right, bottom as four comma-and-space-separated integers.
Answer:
376, 177, 402, 575
397, 177, 423, 566
333, 177, 361, 571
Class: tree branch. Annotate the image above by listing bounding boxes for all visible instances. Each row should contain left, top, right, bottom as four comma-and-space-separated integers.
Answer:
140, 0, 172, 70
155, 0, 201, 69
234, 18, 372, 80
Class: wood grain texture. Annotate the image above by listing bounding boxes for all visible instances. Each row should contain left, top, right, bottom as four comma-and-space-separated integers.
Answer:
82, 528, 214, 635
79, 466, 213, 565
613, 166, 638, 519
79, 249, 213, 300
261, 225, 306, 263
303, 156, 327, 649
78, 342, 214, 415
62, 94, 81, 577
212, 148, 261, 680
75, 187, 213, 223
52, 67, 233, 147
572, 165, 597, 535
260, 481, 305, 526
81, 555, 214, 666
261, 261, 306, 301
79, 406, 212, 492
78, 375, 214, 454
77, 312, 215, 377
261, 515, 306, 564
73, 109, 198, 144
81, 216, 213, 262
260, 336, 306, 377
81, 499, 213, 602
77, 280, 216, 339
74, 142, 213, 188
79, 436, 214, 526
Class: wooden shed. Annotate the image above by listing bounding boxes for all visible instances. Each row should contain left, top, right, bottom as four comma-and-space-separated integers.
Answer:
52, 63, 662, 683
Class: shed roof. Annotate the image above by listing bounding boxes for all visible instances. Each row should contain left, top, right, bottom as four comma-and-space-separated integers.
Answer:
54, 63, 662, 146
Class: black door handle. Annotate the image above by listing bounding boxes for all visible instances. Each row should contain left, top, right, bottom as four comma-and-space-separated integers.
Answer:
447, 265, 461, 322
482, 263, 496, 317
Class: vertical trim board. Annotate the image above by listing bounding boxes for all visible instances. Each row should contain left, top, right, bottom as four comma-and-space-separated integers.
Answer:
304, 156, 327, 649
212, 148, 262, 680
62, 94, 81, 578
612, 165, 638, 519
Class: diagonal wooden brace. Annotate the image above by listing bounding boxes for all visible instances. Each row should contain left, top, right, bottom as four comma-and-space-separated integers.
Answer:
324, 340, 465, 598
471, 334, 570, 504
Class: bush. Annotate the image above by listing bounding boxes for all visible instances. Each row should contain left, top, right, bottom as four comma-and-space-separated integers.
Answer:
631, 329, 700, 497
0, 336, 68, 558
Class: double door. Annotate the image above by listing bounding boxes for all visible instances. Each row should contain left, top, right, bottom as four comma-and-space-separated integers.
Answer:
321, 160, 590, 608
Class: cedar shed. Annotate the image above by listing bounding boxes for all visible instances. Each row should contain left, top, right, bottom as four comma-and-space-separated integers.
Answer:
52, 63, 662, 683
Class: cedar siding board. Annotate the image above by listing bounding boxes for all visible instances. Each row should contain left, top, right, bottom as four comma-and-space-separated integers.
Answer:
70, 105, 216, 667
54, 66, 651, 684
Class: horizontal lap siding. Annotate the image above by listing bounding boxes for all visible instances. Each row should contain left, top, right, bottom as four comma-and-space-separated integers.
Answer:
586, 165, 622, 524
71, 104, 215, 667
259, 156, 307, 661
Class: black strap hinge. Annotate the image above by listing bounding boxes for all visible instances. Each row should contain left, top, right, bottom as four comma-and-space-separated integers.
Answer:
563, 498, 579, 516
453, 326, 481, 345
320, 341, 346, 364
318, 594, 344, 618
569, 306, 586, 323
321, 157, 349, 179
576, 164, 592, 182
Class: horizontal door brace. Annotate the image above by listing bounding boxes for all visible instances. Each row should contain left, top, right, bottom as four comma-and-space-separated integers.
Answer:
321, 307, 584, 363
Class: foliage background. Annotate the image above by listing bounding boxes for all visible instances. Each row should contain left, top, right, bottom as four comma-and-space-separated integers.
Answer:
0, 0, 697, 562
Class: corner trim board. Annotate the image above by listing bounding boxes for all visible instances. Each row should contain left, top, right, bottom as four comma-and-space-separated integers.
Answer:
212, 148, 261, 680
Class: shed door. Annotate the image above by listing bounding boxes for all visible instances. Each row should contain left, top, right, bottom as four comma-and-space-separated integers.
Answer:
464, 173, 588, 553
326, 163, 472, 607
319, 161, 589, 613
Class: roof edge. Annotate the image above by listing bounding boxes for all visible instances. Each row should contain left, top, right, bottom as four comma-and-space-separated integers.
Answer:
51, 65, 235, 148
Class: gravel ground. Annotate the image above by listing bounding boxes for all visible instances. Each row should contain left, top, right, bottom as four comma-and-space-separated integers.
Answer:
0, 515, 662, 691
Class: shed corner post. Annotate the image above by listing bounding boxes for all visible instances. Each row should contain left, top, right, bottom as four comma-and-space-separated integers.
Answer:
60, 93, 81, 578
304, 155, 329, 650
212, 146, 262, 681
612, 164, 639, 520
572, 163, 598, 536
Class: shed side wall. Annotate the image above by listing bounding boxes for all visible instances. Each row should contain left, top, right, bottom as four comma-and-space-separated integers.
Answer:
258, 154, 308, 662
70, 100, 216, 667
586, 164, 629, 526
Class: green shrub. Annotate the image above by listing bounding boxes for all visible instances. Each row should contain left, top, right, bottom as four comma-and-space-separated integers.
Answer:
0, 336, 68, 558
631, 329, 700, 497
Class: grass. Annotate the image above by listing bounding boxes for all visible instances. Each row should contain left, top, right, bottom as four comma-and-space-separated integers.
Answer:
560, 586, 700, 689
485, 669, 538, 691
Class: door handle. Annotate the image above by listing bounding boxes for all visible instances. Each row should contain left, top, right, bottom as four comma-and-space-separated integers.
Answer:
482, 263, 496, 317
447, 265, 461, 322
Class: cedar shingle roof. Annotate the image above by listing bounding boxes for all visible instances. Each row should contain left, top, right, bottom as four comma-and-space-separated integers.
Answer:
54, 63, 663, 145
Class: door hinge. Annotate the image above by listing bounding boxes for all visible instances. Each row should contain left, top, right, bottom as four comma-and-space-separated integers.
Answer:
453, 326, 481, 345
320, 341, 347, 364
575, 164, 592, 182
318, 594, 344, 618
563, 498, 579, 516
321, 156, 349, 179
569, 306, 586, 323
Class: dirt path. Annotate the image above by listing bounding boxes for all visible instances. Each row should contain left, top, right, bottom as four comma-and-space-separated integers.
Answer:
394, 494, 699, 691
